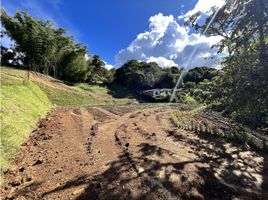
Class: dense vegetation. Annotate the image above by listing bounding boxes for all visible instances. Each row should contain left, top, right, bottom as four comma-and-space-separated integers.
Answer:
183, 67, 220, 84
0, 9, 114, 84
115, 60, 181, 90
193, 0, 268, 130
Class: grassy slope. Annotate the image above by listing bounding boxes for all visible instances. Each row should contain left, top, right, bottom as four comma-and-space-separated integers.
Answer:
37, 83, 105, 106
1, 67, 52, 171
37, 83, 129, 106
0, 67, 132, 173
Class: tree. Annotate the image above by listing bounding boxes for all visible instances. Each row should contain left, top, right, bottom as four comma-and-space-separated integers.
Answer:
86, 55, 114, 84
189, 0, 268, 129
115, 60, 164, 90
1, 8, 90, 83
60, 49, 89, 83
183, 67, 220, 84
155, 67, 181, 88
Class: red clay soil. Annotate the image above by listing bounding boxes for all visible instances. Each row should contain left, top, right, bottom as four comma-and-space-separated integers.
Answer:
1, 106, 268, 200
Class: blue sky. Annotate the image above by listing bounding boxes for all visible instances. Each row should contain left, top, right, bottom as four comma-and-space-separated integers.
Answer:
2, 0, 225, 68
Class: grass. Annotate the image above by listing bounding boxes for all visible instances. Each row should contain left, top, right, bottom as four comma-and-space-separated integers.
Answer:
1, 68, 52, 174
171, 113, 179, 127
70, 84, 109, 94
37, 83, 131, 106
36, 83, 100, 106
173, 105, 207, 117
0, 66, 29, 85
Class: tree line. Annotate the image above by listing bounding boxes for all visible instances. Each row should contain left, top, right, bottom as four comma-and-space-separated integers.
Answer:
0, 9, 113, 84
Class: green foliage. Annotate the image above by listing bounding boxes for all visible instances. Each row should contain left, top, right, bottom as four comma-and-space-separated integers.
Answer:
184, 95, 197, 104
188, 0, 268, 130
184, 81, 196, 89
213, 48, 268, 128
87, 55, 114, 84
191, 79, 218, 103
172, 71, 220, 104
115, 60, 175, 90
1, 8, 89, 83
107, 83, 139, 99
156, 67, 181, 88
173, 92, 198, 105
61, 53, 89, 83
184, 67, 220, 84
115, 60, 221, 104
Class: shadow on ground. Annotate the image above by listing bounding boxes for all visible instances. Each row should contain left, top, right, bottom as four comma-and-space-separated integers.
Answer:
40, 130, 268, 200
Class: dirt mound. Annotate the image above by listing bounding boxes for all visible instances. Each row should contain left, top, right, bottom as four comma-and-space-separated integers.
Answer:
1, 106, 267, 200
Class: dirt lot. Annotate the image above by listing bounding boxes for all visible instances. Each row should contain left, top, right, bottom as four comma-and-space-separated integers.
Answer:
1, 106, 268, 200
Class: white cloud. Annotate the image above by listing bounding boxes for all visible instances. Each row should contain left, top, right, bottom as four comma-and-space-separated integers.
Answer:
104, 62, 114, 70
116, 10, 225, 69
147, 56, 178, 68
180, 0, 225, 19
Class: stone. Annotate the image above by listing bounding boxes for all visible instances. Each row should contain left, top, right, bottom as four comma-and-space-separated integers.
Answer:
32, 159, 43, 166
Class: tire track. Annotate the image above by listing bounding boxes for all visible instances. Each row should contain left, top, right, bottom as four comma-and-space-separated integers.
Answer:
1, 106, 266, 200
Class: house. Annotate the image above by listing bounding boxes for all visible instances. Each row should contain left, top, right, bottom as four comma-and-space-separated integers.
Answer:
142, 88, 183, 99
142, 88, 172, 98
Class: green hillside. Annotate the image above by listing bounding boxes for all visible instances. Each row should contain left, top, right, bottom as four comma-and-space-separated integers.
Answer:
1, 67, 52, 171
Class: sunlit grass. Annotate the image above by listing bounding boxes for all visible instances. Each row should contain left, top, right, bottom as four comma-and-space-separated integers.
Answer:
0, 77, 52, 173
37, 83, 130, 106
37, 83, 102, 106
70, 84, 110, 94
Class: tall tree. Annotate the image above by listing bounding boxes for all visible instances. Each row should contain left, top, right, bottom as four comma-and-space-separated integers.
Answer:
189, 0, 268, 128
87, 55, 114, 84
115, 60, 164, 90
1, 8, 89, 82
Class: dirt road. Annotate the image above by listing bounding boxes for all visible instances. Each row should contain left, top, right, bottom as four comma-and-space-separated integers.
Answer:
1, 106, 268, 199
